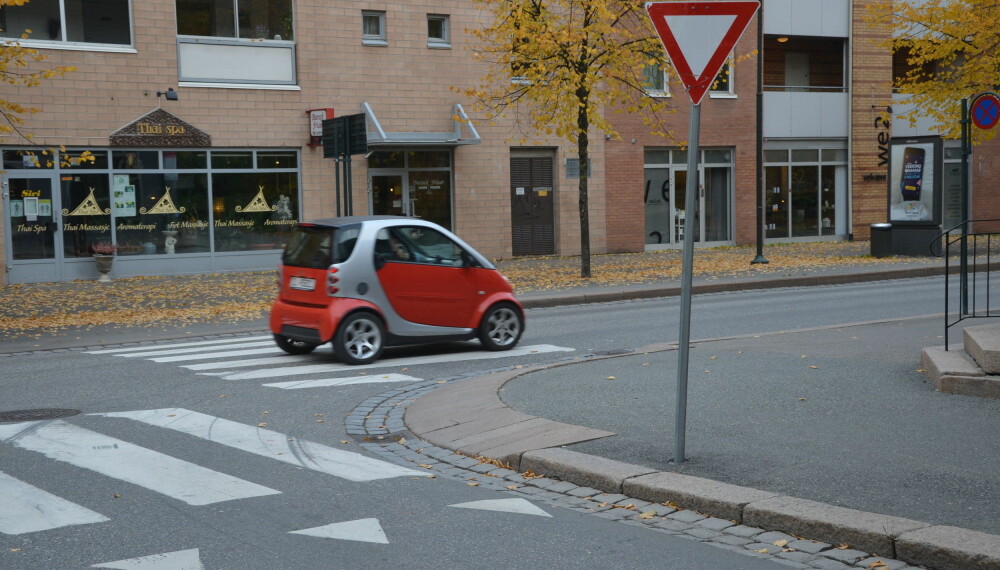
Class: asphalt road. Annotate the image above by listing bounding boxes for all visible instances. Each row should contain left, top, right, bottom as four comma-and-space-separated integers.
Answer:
502, 276, 1000, 535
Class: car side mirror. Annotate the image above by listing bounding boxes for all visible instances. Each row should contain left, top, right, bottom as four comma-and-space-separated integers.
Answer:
461, 250, 480, 268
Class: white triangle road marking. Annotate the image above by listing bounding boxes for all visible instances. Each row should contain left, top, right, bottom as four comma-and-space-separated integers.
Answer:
85, 335, 273, 354
203, 344, 575, 380
448, 498, 552, 517
263, 373, 422, 390
0, 420, 280, 505
91, 548, 204, 569
92, 408, 424, 482
289, 518, 389, 544
0, 470, 109, 535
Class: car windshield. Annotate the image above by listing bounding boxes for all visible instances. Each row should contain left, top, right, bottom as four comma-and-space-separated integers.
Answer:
282, 224, 360, 268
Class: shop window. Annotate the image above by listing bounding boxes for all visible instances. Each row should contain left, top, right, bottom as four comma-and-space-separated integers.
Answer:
167, 151, 208, 169
2, 149, 53, 169
212, 172, 298, 252
1, 0, 132, 46
257, 151, 297, 169
369, 151, 404, 169
407, 150, 450, 168
113, 151, 159, 170
427, 14, 449, 48
362, 10, 386, 46
211, 151, 253, 169
60, 173, 111, 258
176, 0, 294, 40
112, 173, 210, 255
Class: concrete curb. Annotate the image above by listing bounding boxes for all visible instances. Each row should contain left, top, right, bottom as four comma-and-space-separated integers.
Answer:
403, 356, 1000, 570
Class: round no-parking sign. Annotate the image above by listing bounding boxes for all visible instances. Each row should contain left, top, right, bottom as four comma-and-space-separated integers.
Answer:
972, 93, 1000, 130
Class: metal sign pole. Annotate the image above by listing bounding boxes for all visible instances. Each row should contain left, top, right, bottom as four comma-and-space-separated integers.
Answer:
675, 102, 701, 464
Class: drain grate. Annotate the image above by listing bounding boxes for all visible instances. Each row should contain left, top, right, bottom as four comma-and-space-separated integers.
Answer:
0, 409, 81, 424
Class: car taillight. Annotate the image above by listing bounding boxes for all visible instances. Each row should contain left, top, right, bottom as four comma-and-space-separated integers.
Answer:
327, 267, 340, 296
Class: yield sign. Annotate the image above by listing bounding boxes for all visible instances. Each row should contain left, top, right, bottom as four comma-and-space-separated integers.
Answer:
646, 1, 760, 105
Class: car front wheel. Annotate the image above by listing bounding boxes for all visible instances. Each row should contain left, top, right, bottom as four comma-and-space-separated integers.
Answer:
333, 312, 385, 364
273, 333, 318, 355
478, 303, 523, 351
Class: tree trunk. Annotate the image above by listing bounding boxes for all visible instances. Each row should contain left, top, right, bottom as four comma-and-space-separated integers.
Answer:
577, 103, 591, 279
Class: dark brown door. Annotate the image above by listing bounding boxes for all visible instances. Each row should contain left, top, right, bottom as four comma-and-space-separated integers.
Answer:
510, 156, 554, 256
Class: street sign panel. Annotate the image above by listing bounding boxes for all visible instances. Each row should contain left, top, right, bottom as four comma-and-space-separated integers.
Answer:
972, 93, 1000, 130
646, 1, 759, 106
322, 113, 368, 158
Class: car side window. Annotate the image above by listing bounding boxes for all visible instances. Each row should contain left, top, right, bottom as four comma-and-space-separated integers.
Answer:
378, 226, 465, 266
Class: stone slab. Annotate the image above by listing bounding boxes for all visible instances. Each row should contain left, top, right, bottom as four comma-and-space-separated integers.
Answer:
467, 421, 614, 465
419, 408, 536, 445
743, 496, 928, 557
622, 471, 779, 522
921, 345, 984, 381
938, 374, 1000, 399
964, 324, 1000, 374
520, 448, 657, 494
896, 525, 1000, 570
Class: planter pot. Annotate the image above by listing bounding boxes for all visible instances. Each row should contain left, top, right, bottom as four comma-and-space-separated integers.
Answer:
94, 254, 115, 283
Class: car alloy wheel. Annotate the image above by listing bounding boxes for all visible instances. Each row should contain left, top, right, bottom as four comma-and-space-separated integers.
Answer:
479, 303, 523, 351
334, 312, 385, 364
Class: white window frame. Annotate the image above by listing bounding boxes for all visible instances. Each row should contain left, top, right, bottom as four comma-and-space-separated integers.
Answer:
1, 0, 135, 52
642, 55, 671, 98
709, 57, 736, 98
362, 10, 387, 46
427, 14, 450, 49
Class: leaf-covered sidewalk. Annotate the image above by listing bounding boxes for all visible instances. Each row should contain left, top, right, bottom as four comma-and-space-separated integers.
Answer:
0, 241, 927, 338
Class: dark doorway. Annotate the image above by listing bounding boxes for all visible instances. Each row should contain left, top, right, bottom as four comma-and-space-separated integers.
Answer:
510, 156, 554, 256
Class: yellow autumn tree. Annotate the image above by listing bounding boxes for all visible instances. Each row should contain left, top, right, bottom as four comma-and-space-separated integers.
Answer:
872, 0, 1000, 143
1, 0, 77, 165
463, 0, 675, 278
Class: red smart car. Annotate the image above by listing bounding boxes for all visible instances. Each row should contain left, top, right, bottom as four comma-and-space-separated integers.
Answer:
269, 216, 524, 364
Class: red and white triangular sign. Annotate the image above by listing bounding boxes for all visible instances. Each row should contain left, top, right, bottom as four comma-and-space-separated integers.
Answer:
646, 1, 759, 106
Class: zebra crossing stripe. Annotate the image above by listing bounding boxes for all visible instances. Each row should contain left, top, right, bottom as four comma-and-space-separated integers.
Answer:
93, 409, 424, 482
182, 355, 315, 371
263, 373, 422, 390
0, 420, 280, 505
202, 344, 576, 380
115, 340, 276, 358
0, 471, 109, 535
85, 335, 273, 355
147, 347, 283, 363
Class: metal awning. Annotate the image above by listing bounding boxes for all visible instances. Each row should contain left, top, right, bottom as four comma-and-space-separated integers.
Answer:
363, 102, 481, 147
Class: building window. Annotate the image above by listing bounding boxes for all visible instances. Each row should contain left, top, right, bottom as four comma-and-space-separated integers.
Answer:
176, 0, 294, 41
362, 10, 386, 46
0, 0, 132, 46
642, 53, 670, 97
427, 14, 449, 48
709, 60, 734, 97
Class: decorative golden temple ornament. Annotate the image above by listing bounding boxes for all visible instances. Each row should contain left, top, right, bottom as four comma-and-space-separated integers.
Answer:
62, 187, 110, 216
236, 186, 277, 213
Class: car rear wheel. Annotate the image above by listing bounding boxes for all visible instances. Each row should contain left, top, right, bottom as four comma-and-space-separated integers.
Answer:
273, 333, 318, 355
478, 303, 523, 351
333, 312, 385, 364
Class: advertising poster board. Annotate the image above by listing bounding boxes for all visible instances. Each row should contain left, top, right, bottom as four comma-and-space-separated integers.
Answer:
888, 136, 942, 225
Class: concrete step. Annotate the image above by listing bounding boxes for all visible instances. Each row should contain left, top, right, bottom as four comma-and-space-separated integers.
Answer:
963, 323, 1000, 374
921, 345, 1000, 399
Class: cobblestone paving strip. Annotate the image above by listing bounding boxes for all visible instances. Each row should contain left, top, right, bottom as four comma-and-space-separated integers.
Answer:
349, 373, 926, 570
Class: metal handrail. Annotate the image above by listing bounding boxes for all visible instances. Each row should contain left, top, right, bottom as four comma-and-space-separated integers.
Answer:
931, 219, 1000, 348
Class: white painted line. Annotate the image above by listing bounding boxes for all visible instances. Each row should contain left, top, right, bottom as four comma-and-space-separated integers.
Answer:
147, 347, 285, 363
91, 548, 204, 570
93, 409, 424, 482
207, 344, 575, 381
289, 518, 389, 544
448, 498, 552, 517
182, 355, 316, 371
0, 471, 109, 534
116, 341, 275, 358
263, 373, 422, 390
86, 335, 272, 354
0, 420, 280, 505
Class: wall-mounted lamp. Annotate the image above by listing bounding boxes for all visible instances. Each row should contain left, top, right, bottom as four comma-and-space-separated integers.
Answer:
156, 88, 179, 102
776, 37, 789, 43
